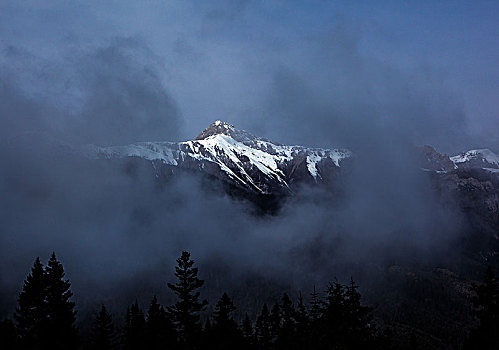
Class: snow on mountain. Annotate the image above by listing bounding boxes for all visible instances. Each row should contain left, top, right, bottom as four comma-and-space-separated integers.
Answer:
84, 121, 352, 194
450, 149, 499, 169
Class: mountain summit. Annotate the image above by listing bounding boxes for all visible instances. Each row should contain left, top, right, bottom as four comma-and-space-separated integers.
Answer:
86, 121, 352, 195
82, 122, 499, 231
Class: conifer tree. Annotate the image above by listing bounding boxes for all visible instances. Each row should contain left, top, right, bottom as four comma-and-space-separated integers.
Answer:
276, 293, 297, 350
91, 305, 115, 350
167, 251, 207, 348
309, 285, 322, 322
44, 252, 78, 350
320, 279, 373, 349
295, 293, 309, 350
15, 257, 47, 349
212, 293, 241, 349
269, 302, 281, 343
307, 285, 323, 350
255, 304, 272, 350
146, 295, 175, 349
122, 300, 145, 350
343, 278, 373, 345
241, 313, 255, 348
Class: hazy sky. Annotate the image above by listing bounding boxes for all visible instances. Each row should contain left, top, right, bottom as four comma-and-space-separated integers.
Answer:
1, 0, 498, 152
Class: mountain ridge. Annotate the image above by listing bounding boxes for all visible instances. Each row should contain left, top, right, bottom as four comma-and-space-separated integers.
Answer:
84, 121, 353, 195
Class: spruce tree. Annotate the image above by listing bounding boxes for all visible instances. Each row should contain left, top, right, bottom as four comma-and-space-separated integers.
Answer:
241, 313, 255, 348
146, 295, 175, 349
255, 304, 272, 350
15, 257, 47, 349
44, 252, 78, 350
343, 278, 373, 346
308, 285, 322, 350
212, 293, 241, 349
276, 293, 297, 350
269, 303, 280, 344
309, 285, 322, 322
122, 300, 145, 350
295, 293, 309, 350
167, 251, 207, 348
320, 279, 373, 349
91, 305, 115, 350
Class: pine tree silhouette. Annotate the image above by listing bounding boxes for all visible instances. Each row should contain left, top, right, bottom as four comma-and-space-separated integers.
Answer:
276, 293, 297, 350
269, 302, 280, 344
212, 292, 241, 349
15, 257, 47, 349
309, 285, 322, 322
145, 295, 176, 349
255, 303, 272, 350
122, 300, 145, 350
295, 293, 309, 350
241, 313, 255, 349
167, 251, 207, 349
343, 278, 374, 345
91, 305, 115, 350
465, 266, 499, 349
320, 279, 374, 349
44, 252, 78, 350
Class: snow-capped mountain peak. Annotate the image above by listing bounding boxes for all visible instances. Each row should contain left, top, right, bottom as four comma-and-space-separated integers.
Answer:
85, 121, 352, 195
450, 149, 499, 169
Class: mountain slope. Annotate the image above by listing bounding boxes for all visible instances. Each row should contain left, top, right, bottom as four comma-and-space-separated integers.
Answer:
84, 121, 352, 195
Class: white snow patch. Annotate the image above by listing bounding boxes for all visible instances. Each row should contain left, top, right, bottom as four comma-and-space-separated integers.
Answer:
450, 149, 499, 166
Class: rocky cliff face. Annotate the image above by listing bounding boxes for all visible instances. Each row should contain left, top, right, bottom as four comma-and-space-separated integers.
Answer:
421, 146, 499, 255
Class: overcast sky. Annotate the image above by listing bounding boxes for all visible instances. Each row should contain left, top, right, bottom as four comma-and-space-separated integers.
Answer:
1, 0, 498, 152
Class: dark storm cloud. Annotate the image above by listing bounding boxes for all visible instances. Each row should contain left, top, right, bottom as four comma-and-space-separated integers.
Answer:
0, 38, 181, 146
74, 38, 181, 145
256, 21, 471, 154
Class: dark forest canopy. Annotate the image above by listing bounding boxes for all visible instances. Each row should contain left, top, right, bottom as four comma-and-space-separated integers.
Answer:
0, 252, 498, 350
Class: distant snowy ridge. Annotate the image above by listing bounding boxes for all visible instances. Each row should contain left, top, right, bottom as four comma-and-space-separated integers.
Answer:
450, 149, 499, 170
84, 121, 352, 194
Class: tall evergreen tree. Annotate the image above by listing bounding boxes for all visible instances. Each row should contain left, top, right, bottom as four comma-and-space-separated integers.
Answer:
122, 300, 145, 350
146, 295, 175, 349
320, 279, 373, 349
307, 286, 323, 350
295, 293, 309, 350
15, 257, 47, 349
91, 305, 115, 350
167, 251, 207, 348
309, 285, 322, 322
276, 293, 297, 350
255, 304, 272, 350
212, 293, 241, 349
465, 266, 499, 349
269, 302, 280, 344
241, 313, 255, 349
343, 278, 373, 345
44, 252, 78, 350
